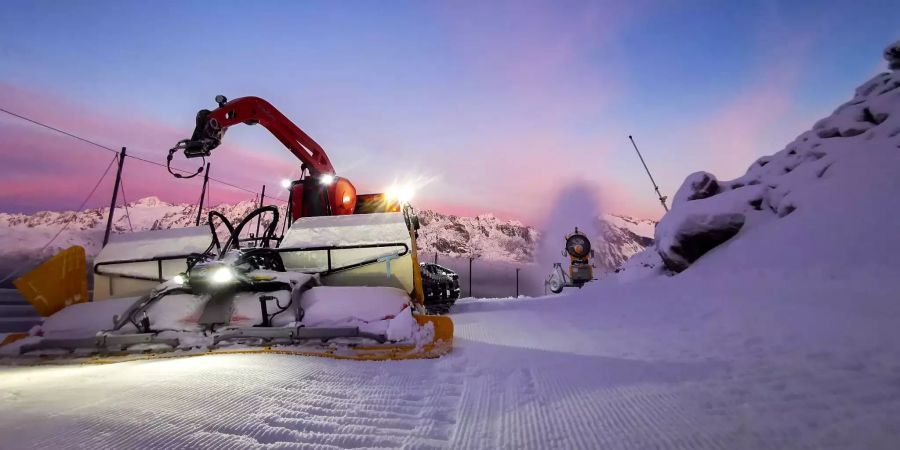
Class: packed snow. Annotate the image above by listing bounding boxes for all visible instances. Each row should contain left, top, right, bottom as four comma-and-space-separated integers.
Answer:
2, 267, 899, 449
301, 286, 417, 341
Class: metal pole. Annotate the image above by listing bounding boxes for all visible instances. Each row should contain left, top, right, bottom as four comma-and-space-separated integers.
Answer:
255, 184, 266, 238
468, 257, 473, 298
516, 267, 520, 298
434, 253, 438, 264
195, 162, 211, 226
103, 147, 127, 247
628, 135, 669, 212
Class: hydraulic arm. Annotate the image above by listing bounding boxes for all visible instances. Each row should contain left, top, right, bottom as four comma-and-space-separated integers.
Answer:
170, 95, 358, 219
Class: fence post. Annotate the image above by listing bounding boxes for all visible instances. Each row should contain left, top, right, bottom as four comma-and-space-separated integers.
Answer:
468, 256, 473, 298
515, 267, 520, 298
255, 184, 266, 238
434, 253, 438, 264
102, 147, 127, 247
195, 162, 211, 226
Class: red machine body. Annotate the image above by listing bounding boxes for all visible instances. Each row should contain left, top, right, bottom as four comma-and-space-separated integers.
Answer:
177, 96, 383, 221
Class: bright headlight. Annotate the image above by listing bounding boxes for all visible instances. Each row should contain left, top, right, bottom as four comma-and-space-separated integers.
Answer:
386, 184, 415, 204
212, 267, 234, 283
385, 186, 399, 202
280, 179, 292, 189
320, 174, 335, 185
398, 185, 414, 203
173, 274, 185, 285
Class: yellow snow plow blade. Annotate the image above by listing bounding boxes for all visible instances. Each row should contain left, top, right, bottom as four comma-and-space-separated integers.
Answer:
19, 315, 453, 365
335, 314, 454, 361
193, 315, 452, 362
14, 246, 88, 317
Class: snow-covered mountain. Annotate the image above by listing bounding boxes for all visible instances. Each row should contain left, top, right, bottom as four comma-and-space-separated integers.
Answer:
0, 198, 655, 277
416, 209, 654, 270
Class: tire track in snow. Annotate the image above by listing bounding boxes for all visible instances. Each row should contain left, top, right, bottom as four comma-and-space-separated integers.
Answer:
0, 354, 466, 450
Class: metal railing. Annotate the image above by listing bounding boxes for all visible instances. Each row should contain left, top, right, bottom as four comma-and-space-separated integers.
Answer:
93, 242, 410, 283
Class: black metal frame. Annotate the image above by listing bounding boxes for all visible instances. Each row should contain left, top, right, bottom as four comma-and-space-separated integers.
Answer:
94, 242, 410, 283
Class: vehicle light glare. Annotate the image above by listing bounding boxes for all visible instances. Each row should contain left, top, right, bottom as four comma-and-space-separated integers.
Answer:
386, 184, 415, 204
320, 174, 335, 185
398, 185, 414, 203
280, 179, 292, 189
212, 267, 234, 283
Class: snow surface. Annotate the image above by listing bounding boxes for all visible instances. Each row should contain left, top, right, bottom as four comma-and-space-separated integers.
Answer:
281, 213, 411, 248
301, 286, 416, 341
95, 226, 212, 263
2, 269, 899, 449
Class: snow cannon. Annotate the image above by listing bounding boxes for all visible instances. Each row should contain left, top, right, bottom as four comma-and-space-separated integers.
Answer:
546, 227, 595, 294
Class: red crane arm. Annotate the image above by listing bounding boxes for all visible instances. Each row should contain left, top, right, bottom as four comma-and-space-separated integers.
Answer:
181, 96, 336, 175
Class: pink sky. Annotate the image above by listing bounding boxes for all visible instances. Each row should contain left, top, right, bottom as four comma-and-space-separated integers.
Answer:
1, 2, 892, 224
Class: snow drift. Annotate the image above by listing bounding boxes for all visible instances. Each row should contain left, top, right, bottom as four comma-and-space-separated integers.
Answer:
623, 40, 900, 278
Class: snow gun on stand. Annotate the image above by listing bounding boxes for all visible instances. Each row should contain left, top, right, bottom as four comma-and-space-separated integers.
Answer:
1, 95, 454, 363
546, 228, 595, 294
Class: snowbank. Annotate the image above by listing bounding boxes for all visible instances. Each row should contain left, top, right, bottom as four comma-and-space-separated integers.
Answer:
301, 286, 415, 341
635, 44, 900, 276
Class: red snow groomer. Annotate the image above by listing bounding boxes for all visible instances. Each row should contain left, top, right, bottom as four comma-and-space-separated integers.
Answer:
2, 96, 453, 363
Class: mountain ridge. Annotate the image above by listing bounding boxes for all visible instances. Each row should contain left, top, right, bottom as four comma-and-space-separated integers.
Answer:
0, 197, 655, 274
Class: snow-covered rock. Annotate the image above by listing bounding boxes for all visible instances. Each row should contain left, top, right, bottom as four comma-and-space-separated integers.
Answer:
655, 211, 745, 272
672, 171, 720, 206
885, 40, 900, 70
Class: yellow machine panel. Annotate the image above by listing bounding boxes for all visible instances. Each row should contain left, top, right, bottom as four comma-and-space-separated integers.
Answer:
14, 246, 89, 317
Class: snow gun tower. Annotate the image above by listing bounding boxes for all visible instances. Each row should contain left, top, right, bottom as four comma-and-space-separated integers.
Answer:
546, 227, 595, 294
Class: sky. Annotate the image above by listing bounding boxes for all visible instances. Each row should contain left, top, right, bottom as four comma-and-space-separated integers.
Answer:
0, 0, 897, 223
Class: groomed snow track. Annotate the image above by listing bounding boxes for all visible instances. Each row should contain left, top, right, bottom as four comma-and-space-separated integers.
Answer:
3, 269, 900, 449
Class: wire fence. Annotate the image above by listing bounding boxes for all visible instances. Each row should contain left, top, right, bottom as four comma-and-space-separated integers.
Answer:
426, 254, 548, 298
0, 107, 289, 284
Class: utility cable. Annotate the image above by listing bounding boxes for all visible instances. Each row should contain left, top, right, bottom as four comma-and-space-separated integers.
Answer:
0, 107, 119, 154
1, 106, 288, 204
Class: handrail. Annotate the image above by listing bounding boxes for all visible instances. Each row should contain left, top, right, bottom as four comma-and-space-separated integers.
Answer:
94, 242, 410, 282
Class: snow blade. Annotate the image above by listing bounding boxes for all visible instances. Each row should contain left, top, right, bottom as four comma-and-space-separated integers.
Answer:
195, 315, 452, 362
181, 315, 453, 362
14, 246, 88, 317
0, 314, 453, 364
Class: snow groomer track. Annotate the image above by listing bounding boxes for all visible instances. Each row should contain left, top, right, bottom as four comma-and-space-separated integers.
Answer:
4, 270, 900, 450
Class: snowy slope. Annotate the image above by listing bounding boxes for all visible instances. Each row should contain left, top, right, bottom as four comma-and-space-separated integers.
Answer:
620, 42, 900, 281
1, 270, 898, 449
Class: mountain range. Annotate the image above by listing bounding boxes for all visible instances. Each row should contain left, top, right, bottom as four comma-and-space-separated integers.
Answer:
0, 197, 655, 280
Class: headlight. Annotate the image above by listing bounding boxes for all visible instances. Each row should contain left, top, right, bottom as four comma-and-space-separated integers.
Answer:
173, 274, 185, 285
386, 183, 415, 204
212, 267, 234, 283
320, 174, 335, 185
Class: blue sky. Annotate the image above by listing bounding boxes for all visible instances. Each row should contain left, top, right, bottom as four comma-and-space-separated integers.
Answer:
0, 0, 897, 220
